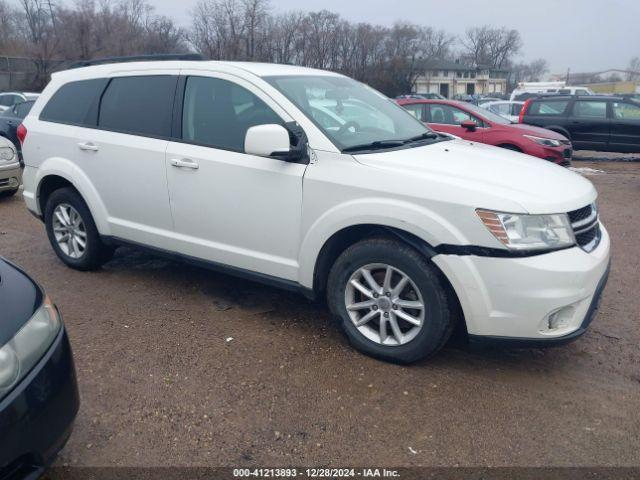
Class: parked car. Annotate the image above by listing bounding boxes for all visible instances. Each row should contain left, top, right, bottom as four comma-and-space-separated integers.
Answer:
481, 100, 525, 123
0, 100, 34, 154
474, 97, 502, 106
520, 95, 640, 153
0, 92, 39, 113
398, 98, 573, 165
20, 58, 610, 363
0, 257, 79, 477
0, 136, 20, 197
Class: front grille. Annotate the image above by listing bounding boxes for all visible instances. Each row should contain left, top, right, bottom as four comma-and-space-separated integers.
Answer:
568, 203, 600, 252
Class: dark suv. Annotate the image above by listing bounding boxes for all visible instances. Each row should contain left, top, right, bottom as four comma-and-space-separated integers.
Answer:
520, 95, 640, 153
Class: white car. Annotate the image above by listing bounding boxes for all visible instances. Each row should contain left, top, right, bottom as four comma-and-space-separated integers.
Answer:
480, 101, 525, 123
0, 92, 39, 113
20, 59, 610, 363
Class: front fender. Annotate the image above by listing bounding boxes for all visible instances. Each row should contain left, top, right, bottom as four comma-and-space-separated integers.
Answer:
29, 157, 110, 235
297, 197, 469, 288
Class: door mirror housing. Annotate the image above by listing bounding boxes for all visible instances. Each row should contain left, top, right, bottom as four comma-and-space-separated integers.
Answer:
461, 120, 477, 131
245, 124, 291, 158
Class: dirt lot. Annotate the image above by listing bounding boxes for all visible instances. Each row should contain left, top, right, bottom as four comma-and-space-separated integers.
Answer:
1, 161, 639, 468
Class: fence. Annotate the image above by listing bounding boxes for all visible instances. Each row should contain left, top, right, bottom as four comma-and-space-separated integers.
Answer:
0, 56, 65, 92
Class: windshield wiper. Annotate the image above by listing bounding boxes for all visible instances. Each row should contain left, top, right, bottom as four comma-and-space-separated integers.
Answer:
403, 132, 440, 143
342, 139, 406, 153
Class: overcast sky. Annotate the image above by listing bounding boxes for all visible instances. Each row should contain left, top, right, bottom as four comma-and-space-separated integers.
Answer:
149, 0, 639, 75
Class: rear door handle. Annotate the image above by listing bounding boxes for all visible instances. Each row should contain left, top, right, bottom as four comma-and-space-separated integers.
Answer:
170, 158, 199, 169
78, 142, 99, 151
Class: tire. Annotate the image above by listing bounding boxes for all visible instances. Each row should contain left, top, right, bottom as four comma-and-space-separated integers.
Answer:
0, 188, 18, 198
44, 187, 115, 270
327, 237, 454, 364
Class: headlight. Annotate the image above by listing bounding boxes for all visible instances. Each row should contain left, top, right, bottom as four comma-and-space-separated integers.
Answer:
0, 145, 16, 163
477, 209, 575, 251
0, 295, 61, 399
523, 135, 562, 147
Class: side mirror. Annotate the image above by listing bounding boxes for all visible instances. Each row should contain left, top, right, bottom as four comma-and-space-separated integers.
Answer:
245, 124, 291, 158
461, 120, 477, 131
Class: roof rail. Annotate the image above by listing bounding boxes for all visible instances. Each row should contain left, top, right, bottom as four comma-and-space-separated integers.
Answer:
67, 53, 205, 69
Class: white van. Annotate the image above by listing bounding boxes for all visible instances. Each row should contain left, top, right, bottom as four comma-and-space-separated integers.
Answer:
19, 59, 610, 363
511, 82, 594, 100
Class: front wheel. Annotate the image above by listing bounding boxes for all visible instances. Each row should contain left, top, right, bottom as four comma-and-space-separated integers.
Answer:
44, 187, 115, 270
327, 237, 454, 364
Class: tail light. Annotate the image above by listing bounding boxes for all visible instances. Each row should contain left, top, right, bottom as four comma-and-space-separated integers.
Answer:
16, 123, 27, 145
519, 100, 531, 123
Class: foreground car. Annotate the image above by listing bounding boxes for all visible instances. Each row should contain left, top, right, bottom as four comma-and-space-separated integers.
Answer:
21, 57, 609, 363
398, 98, 573, 166
0, 258, 79, 478
0, 136, 21, 198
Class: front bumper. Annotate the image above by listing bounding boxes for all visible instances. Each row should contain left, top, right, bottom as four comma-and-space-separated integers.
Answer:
0, 325, 79, 479
526, 143, 572, 166
433, 223, 611, 342
0, 163, 21, 192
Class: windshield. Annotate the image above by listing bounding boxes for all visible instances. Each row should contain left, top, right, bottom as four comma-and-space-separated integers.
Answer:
463, 102, 512, 124
265, 75, 434, 151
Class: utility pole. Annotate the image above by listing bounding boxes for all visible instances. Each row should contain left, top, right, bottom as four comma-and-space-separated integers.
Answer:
565, 68, 570, 85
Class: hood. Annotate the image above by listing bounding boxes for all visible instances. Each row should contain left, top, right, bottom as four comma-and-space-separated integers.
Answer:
354, 139, 596, 214
505, 123, 568, 140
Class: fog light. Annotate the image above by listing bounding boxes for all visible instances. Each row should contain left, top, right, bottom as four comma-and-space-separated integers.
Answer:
545, 306, 575, 331
8, 177, 19, 187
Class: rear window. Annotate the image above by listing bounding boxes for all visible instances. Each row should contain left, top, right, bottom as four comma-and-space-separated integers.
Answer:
40, 79, 106, 125
528, 100, 569, 116
98, 76, 177, 138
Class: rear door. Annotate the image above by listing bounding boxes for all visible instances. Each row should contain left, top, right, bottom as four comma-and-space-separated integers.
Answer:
75, 72, 177, 248
609, 101, 640, 153
568, 99, 610, 150
425, 103, 485, 141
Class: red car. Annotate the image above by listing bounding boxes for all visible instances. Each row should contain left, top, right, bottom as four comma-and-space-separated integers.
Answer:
397, 99, 572, 166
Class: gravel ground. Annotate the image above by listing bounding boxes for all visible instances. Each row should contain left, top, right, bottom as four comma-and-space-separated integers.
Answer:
1, 161, 639, 468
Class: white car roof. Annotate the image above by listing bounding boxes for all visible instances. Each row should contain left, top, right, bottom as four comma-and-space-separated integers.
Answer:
51, 61, 342, 81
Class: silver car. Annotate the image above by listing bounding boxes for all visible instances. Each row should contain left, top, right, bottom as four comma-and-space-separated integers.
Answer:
0, 136, 21, 197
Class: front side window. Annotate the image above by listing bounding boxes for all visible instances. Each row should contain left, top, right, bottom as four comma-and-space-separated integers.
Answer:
401, 103, 426, 122
182, 76, 283, 152
572, 101, 607, 119
98, 75, 176, 137
612, 102, 640, 120
41, 78, 107, 125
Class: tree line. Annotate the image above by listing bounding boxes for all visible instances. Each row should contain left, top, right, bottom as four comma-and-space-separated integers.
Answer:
1, 0, 551, 94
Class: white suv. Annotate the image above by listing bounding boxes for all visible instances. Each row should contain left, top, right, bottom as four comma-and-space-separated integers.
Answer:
20, 60, 610, 363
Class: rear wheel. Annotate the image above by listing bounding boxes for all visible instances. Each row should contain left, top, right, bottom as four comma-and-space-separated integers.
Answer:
44, 187, 115, 270
327, 237, 454, 363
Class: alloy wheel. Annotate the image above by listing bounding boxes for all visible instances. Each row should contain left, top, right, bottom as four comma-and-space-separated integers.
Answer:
52, 203, 87, 259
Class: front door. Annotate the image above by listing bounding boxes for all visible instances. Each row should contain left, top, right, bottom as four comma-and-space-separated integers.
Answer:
165, 72, 306, 281
609, 101, 640, 153
439, 83, 449, 98
568, 99, 610, 151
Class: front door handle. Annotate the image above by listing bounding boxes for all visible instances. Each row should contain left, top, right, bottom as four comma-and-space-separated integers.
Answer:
78, 142, 99, 151
170, 158, 199, 169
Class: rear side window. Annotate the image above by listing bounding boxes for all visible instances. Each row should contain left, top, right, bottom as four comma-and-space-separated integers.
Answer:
572, 101, 607, 119
528, 100, 569, 116
40, 79, 106, 125
402, 103, 426, 121
98, 76, 177, 138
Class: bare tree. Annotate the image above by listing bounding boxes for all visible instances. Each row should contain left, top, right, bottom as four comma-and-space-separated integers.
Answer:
461, 25, 522, 68
628, 57, 640, 81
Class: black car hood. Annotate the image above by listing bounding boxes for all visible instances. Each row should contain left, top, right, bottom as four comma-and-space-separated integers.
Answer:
0, 258, 43, 346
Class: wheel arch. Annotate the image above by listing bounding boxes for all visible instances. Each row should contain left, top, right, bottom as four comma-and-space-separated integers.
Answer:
34, 158, 110, 234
